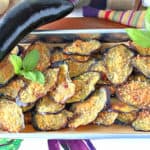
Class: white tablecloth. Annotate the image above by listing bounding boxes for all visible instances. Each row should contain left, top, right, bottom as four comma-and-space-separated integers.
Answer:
19, 139, 150, 150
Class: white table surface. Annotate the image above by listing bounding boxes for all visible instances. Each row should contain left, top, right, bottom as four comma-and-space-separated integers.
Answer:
19, 139, 150, 150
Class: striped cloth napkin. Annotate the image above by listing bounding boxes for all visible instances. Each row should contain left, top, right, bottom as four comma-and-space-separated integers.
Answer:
82, 0, 146, 28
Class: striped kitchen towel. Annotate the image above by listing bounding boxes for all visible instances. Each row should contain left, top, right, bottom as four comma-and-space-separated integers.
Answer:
89, 0, 144, 10
83, 0, 146, 28
83, 7, 146, 28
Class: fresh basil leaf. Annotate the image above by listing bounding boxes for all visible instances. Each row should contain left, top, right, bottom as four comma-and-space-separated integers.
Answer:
19, 70, 37, 82
9, 55, 22, 74
19, 70, 45, 84
34, 71, 45, 84
145, 8, 150, 31
126, 28, 150, 48
23, 50, 40, 71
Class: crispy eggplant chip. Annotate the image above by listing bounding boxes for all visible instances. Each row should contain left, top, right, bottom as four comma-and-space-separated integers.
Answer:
51, 47, 69, 63
93, 110, 118, 126
132, 56, 150, 78
117, 111, 137, 125
0, 79, 25, 99
130, 42, 150, 56
89, 60, 106, 73
67, 72, 100, 103
18, 68, 59, 104
64, 40, 101, 56
0, 46, 22, 86
25, 42, 50, 71
70, 55, 90, 62
132, 110, 150, 131
117, 80, 150, 109
65, 59, 95, 78
0, 100, 24, 132
89, 60, 110, 85
68, 88, 108, 128
36, 96, 65, 114
51, 63, 75, 104
0, 57, 15, 86
105, 44, 134, 85
33, 110, 73, 131
128, 74, 148, 82
21, 103, 35, 112
110, 97, 138, 113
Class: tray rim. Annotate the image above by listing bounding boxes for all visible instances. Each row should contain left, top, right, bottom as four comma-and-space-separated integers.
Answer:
0, 133, 150, 139
31, 28, 127, 35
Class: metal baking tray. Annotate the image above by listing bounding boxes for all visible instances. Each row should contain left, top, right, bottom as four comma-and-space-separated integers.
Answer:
1, 29, 150, 139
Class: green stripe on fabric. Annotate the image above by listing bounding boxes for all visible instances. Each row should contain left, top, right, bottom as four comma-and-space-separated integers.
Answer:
132, 11, 142, 26
112, 11, 121, 21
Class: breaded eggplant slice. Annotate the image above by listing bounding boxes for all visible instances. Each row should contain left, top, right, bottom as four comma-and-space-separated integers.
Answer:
25, 42, 50, 71
89, 60, 110, 85
67, 72, 100, 103
105, 44, 134, 85
68, 88, 108, 128
0, 46, 22, 86
0, 56, 15, 86
110, 97, 138, 113
117, 80, 150, 109
0, 100, 24, 132
128, 74, 148, 82
64, 40, 101, 56
65, 59, 95, 78
117, 111, 137, 125
33, 110, 73, 131
51, 47, 90, 63
132, 56, 150, 78
51, 63, 75, 104
18, 68, 59, 104
132, 110, 150, 131
93, 110, 118, 126
21, 103, 35, 112
70, 55, 90, 62
0, 79, 25, 99
89, 60, 106, 73
51, 47, 69, 63
36, 96, 65, 114
130, 42, 150, 56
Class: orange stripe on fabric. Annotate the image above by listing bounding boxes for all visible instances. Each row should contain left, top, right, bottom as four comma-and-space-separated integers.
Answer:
137, 11, 146, 28
109, 11, 115, 20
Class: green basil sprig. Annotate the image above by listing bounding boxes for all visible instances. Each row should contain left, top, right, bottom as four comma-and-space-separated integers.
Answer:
9, 50, 45, 84
126, 8, 150, 48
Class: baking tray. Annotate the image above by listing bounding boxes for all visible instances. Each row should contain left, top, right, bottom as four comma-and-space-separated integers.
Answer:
1, 29, 150, 139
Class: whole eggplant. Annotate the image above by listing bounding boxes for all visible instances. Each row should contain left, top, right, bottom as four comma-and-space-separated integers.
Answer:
0, 0, 74, 60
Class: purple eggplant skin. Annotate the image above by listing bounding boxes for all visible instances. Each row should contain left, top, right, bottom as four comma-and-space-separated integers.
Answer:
0, 0, 74, 61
